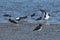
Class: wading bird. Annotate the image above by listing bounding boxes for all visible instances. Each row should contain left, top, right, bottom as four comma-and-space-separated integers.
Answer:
8, 18, 17, 24
33, 24, 42, 31
16, 16, 27, 21
40, 9, 50, 20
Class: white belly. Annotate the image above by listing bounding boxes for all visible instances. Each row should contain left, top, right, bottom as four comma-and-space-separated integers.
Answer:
44, 15, 49, 20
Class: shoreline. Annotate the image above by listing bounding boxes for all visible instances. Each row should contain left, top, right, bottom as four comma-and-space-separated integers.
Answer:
0, 23, 60, 27
0, 23, 60, 40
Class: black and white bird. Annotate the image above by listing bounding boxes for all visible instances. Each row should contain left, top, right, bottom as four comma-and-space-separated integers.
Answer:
3, 14, 11, 17
33, 24, 42, 31
16, 16, 27, 21
44, 12, 50, 20
8, 18, 17, 24
40, 9, 50, 20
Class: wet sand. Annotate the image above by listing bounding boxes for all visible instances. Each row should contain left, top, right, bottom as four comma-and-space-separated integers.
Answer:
0, 23, 60, 40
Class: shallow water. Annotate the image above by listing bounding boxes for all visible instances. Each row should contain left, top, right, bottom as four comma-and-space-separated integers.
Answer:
0, 23, 60, 40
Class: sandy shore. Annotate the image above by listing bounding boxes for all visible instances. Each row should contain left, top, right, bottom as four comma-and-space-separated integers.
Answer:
0, 23, 60, 40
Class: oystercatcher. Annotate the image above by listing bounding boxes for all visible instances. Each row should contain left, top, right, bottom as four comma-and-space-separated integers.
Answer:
33, 24, 42, 31
8, 18, 17, 24
16, 16, 27, 21
40, 9, 50, 20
